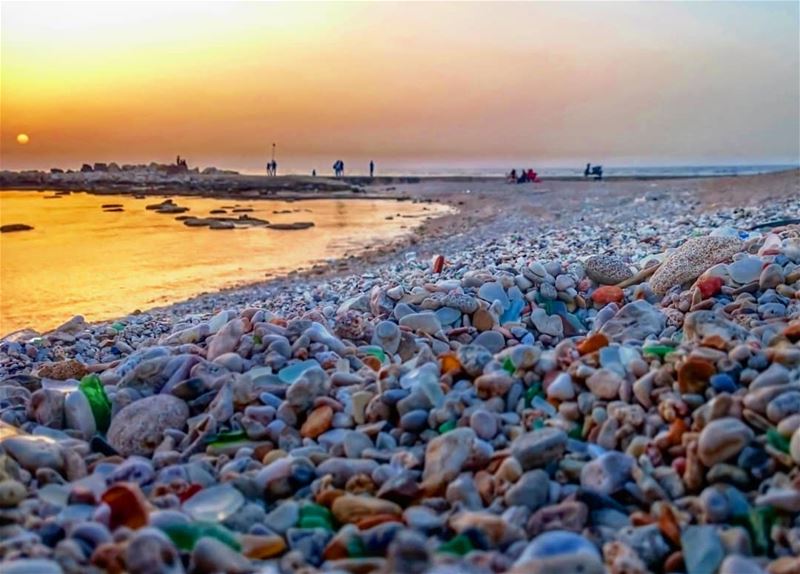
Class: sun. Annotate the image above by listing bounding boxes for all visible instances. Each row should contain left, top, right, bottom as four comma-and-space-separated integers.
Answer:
16, 134, 30, 145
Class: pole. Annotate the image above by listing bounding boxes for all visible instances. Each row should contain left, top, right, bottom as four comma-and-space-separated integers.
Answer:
272, 143, 276, 163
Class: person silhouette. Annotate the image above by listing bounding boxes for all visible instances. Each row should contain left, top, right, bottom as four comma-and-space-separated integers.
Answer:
369, 160, 375, 178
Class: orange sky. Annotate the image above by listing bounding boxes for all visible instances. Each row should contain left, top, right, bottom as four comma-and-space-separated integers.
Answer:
2, 1, 798, 173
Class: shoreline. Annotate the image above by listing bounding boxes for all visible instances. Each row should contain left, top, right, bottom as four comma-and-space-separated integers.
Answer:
2, 169, 799, 338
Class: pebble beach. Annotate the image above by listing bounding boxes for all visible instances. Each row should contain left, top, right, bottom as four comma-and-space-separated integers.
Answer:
1, 169, 800, 574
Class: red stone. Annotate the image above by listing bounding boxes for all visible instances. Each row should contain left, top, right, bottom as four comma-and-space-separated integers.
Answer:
576, 333, 609, 355
696, 276, 723, 299
432, 255, 445, 274
591, 286, 624, 305
101, 483, 148, 530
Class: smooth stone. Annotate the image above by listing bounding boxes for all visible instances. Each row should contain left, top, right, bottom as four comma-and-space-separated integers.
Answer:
697, 418, 754, 467
107, 395, 189, 457
766, 391, 800, 423
182, 483, 245, 522
791, 427, 800, 464
435, 307, 461, 327
531, 309, 563, 338
64, 390, 96, 440
473, 330, 505, 353
580, 452, 633, 495
514, 530, 601, 566
681, 525, 725, 574
504, 469, 549, 511
278, 359, 320, 384
457, 344, 493, 377
546, 372, 575, 400
719, 555, 767, 574
0, 479, 27, 507
0, 559, 64, 574
331, 494, 402, 523
478, 282, 510, 308
399, 312, 442, 335
469, 410, 497, 440
600, 300, 665, 342
190, 536, 251, 574
727, 257, 764, 284
511, 428, 567, 470
264, 501, 299, 535
585, 368, 622, 400
422, 428, 483, 490
371, 321, 401, 354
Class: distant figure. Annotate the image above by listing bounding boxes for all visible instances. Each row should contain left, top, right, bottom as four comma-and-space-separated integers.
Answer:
333, 160, 344, 177
527, 169, 539, 183
585, 163, 603, 180
508, 169, 517, 183
271, 160, 278, 176
369, 160, 375, 178
312, 169, 316, 177
266, 162, 272, 176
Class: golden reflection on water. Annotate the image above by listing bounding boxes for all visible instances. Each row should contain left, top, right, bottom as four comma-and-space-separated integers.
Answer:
0, 190, 448, 335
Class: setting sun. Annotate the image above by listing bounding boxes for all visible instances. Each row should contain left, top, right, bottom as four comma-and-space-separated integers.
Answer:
16, 134, 29, 145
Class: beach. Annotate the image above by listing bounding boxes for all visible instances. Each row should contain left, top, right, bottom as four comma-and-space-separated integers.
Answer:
1, 169, 800, 573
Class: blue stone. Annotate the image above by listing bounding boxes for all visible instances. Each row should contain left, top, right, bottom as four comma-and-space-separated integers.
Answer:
681, 525, 724, 574
710, 373, 737, 393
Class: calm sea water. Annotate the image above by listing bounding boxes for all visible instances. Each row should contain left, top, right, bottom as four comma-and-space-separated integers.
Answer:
0, 191, 448, 335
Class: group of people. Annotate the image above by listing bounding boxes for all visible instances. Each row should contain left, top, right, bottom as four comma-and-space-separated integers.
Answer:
332, 160, 345, 177
507, 168, 540, 184
265, 160, 278, 176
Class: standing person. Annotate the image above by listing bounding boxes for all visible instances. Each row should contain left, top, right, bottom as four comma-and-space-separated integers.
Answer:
272, 160, 278, 176
369, 160, 375, 178
339, 160, 345, 177
312, 169, 316, 177
266, 161, 271, 176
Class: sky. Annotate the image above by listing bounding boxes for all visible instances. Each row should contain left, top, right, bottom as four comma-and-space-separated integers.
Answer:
1, 1, 799, 174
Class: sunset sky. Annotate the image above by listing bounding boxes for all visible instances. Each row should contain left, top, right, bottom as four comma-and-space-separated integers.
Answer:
2, 1, 798, 174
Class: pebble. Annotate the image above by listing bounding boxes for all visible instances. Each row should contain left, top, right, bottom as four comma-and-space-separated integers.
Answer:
697, 418, 754, 466
107, 394, 189, 456
511, 428, 567, 470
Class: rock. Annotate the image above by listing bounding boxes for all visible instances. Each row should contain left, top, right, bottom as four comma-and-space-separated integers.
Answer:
511, 428, 567, 470
457, 344, 493, 377
470, 410, 497, 440
0, 479, 26, 507
678, 357, 715, 394
719, 555, 767, 574
591, 286, 624, 305
512, 530, 603, 573
0, 224, 34, 233
649, 236, 742, 294
107, 395, 189, 456
36, 359, 87, 381
681, 525, 725, 574
580, 452, 633, 495
697, 418, 754, 466
727, 257, 764, 284
472, 308, 495, 332
449, 511, 524, 546
585, 255, 633, 285
371, 321, 401, 354
599, 301, 665, 342
399, 312, 442, 334
124, 527, 182, 574
190, 536, 252, 573
791, 427, 800, 464
585, 368, 622, 400
300, 405, 333, 438
422, 428, 483, 491
531, 309, 563, 338
683, 311, 753, 349
546, 372, 575, 400
474, 330, 505, 353
505, 469, 549, 510
331, 494, 402, 523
